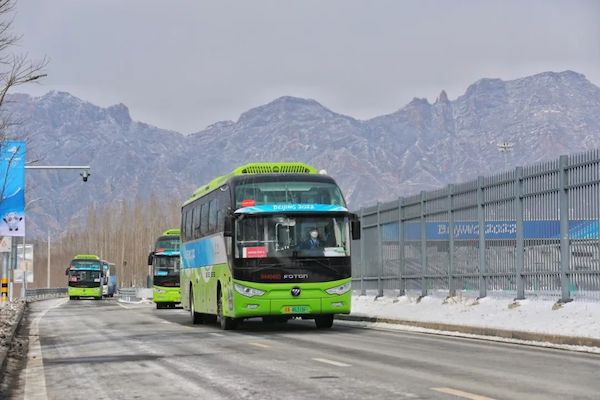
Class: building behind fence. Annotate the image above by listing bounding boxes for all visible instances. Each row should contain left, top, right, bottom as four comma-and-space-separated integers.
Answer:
353, 149, 600, 302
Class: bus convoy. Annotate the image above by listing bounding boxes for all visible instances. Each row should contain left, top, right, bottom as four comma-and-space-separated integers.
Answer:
148, 228, 182, 309
67, 254, 119, 300
67, 254, 104, 300
67, 162, 360, 330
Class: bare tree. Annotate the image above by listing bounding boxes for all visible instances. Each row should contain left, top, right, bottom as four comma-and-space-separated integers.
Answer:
0, 0, 47, 142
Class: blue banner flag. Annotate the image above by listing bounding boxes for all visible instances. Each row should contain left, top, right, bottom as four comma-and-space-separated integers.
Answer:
0, 141, 25, 237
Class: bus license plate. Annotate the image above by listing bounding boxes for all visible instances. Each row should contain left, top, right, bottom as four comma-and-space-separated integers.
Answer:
282, 306, 310, 314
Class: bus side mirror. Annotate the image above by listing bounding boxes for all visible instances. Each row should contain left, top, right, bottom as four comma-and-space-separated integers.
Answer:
351, 215, 361, 240
65, 268, 69, 276
223, 216, 233, 237
147, 252, 154, 266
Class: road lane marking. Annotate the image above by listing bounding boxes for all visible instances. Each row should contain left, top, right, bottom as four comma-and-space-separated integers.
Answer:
24, 298, 67, 400
249, 342, 271, 348
116, 301, 134, 310
312, 358, 351, 367
161, 320, 172, 324
431, 387, 496, 400
209, 332, 225, 337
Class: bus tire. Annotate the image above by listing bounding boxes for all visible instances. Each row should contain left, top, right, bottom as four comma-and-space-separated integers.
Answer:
217, 287, 237, 330
156, 303, 164, 309
190, 289, 203, 325
315, 315, 334, 329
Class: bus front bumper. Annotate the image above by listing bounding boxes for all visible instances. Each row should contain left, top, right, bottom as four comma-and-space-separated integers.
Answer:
68, 287, 102, 298
230, 279, 351, 318
153, 286, 181, 304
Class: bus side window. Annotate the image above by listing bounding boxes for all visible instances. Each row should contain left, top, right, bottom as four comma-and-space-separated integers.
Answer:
193, 204, 201, 239
201, 202, 209, 235
209, 199, 218, 233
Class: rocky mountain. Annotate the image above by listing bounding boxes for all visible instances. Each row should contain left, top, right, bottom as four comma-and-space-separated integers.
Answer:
6, 70, 600, 236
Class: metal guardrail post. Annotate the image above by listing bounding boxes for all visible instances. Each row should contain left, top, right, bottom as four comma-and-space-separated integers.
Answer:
359, 208, 366, 296
515, 167, 525, 299
448, 185, 455, 297
398, 197, 405, 297
420, 191, 427, 297
559, 155, 571, 303
477, 176, 487, 298
377, 202, 383, 298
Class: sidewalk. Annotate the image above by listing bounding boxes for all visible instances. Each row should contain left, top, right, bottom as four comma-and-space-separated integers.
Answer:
340, 293, 600, 351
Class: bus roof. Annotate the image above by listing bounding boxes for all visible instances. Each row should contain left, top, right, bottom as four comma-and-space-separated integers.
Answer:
184, 162, 318, 206
161, 228, 180, 236
73, 254, 100, 261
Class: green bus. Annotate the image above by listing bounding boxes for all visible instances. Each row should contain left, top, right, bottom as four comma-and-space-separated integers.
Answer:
148, 228, 181, 309
67, 254, 103, 300
180, 162, 360, 330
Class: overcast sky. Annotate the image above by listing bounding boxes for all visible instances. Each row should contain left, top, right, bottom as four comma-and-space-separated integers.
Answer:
12, 0, 600, 133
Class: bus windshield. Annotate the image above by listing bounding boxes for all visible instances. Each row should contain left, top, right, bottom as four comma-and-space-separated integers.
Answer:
235, 181, 345, 208
68, 270, 101, 287
153, 256, 180, 276
235, 215, 350, 258
155, 237, 180, 251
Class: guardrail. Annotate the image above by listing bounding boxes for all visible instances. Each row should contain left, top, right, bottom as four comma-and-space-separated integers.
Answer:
118, 288, 139, 302
24, 288, 67, 301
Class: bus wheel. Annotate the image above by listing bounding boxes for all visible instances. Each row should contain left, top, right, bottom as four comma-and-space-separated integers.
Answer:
315, 315, 334, 329
217, 288, 237, 330
69, 296, 75, 300
190, 289, 203, 325
156, 303, 163, 309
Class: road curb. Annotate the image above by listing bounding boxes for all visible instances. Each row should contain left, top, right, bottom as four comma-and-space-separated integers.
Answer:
336, 314, 600, 348
0, 301, 27, 375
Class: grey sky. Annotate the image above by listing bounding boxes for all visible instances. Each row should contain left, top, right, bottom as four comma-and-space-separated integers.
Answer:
13, 0, 600, 133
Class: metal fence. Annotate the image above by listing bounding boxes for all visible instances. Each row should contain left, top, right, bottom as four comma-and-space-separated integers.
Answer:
24, 288, 67, 301
353, 150, 600, 302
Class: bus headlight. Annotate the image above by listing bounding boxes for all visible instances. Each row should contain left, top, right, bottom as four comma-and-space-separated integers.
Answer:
325, 282, 351, 295
234, 283, 265, 298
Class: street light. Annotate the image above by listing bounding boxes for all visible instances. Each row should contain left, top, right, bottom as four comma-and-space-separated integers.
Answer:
497, 142, 514, 171
19, 198, 43, 298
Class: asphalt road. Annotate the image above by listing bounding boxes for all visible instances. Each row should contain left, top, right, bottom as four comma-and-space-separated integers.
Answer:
5, 297, 600, 400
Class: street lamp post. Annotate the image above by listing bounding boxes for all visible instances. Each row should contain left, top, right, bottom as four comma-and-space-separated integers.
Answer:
24, 165, 91, 293
497, 142, 514, 171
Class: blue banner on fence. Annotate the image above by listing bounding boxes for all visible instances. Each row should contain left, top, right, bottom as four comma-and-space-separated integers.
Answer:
382, 219, 600, 241
0, 141, 25, 237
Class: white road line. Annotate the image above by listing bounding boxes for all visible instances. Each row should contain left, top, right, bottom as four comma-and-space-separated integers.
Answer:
209, 332, 225, 337
116, 301, 134, 310
249, 342, 271, 348
312, 357, 351, 367
431, 387, 496, 400
24, 298, 68, 400
161, 320, 172, 324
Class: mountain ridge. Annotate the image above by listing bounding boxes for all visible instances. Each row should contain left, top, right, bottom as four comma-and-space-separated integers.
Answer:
6, 69, 600, 236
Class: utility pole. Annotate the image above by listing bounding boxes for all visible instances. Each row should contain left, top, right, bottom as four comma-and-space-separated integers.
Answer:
497, 142, 514, 171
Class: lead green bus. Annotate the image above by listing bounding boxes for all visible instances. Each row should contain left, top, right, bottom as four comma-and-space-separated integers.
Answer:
148, 228, 181, 309
180, 162, 360, 330
67, 254, 103, 300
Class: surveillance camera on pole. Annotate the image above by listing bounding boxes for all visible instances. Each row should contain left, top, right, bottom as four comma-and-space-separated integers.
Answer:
25, 165, 92, 183
80, 169, 90, 182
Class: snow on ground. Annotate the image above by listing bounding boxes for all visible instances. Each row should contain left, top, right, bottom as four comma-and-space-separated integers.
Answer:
0, 301, 25, 351
351, 291, 600, 339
